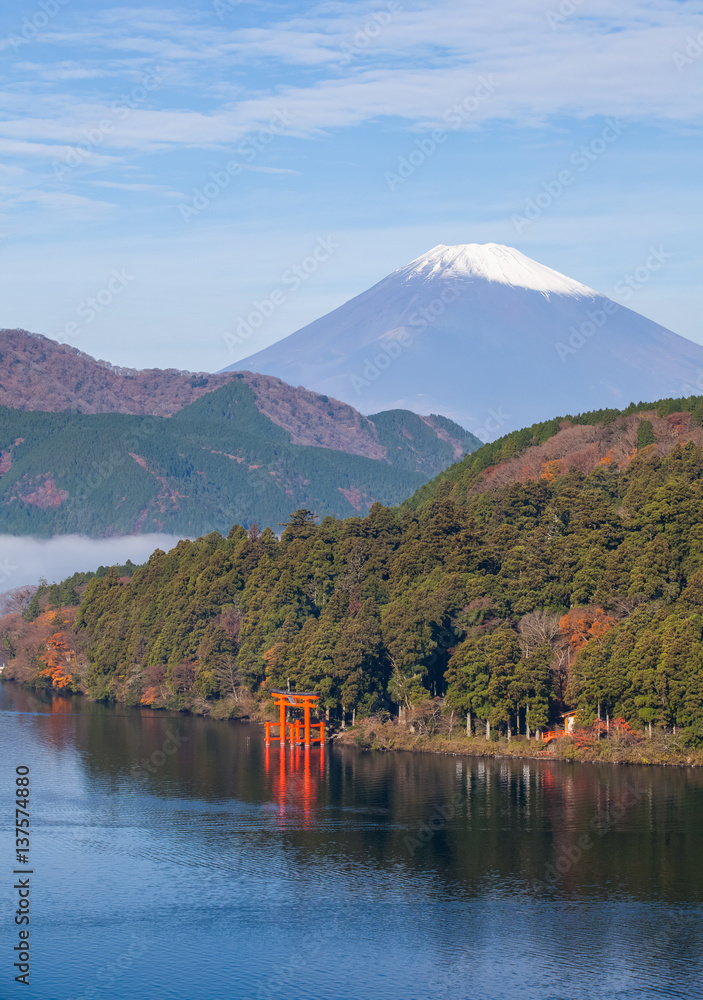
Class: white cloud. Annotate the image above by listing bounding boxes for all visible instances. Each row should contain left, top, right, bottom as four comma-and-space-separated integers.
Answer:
91, 179, 182, 194
9, 189, 116, 219
241, 164, 301, 174
0, 0, 700, 165
0, 534, 190, 591
0, 163, 25, 178
0, 137, 116, 165
0, 0, 699, 361
15, 62, 111, 81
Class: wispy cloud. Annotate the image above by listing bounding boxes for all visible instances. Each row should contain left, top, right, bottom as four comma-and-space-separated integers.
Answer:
0, 0, 699, 366
2, 0, 702, 143
241, 164, 301, 174
7, 189, 117, 220
0, 138, 115, 164
15, 62, 112, 81
91, 179, 180, 194
0, 0, 700, 182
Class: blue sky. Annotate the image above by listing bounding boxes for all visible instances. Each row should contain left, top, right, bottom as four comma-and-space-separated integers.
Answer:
0, 0, 701, 372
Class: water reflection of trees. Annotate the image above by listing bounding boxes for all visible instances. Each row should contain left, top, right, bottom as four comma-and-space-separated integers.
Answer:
5, 683, 703, 911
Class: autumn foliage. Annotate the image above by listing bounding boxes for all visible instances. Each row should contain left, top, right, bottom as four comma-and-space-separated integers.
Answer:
141, 686, 160, 706
8, 401, 703, 741
38, 630, 75, 689
571, 717, 642, 748
559, 607, 616, 661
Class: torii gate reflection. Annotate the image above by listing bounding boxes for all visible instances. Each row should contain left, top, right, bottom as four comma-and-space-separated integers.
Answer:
264, 742, 325, 825
264, 691, 326, 825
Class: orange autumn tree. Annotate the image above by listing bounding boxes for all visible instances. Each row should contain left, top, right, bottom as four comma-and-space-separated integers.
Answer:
140, 663, 167, 705
539, 459, 562, 482
38, 631, 76, 689
559, 606, 617, 667
571, 716, 641, 747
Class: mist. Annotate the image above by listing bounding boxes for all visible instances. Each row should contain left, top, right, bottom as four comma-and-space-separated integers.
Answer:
0, 534, 190, 593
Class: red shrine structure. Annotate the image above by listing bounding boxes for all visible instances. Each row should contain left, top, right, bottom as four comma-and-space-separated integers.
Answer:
265, 690, 326, 747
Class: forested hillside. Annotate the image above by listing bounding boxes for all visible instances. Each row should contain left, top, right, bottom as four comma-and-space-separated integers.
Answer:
0, 327, 237, 416
0, 380, 479, 535
4, 397, 703, 750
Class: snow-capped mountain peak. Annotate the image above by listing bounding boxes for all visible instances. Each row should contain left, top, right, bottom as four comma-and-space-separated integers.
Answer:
224, 242, 703, 440
397, 243, 596, 298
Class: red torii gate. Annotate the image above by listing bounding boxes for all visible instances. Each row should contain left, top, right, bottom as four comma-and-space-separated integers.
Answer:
265, 690, 325, 747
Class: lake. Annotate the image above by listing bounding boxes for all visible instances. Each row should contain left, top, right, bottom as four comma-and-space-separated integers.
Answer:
1, 682, 702, 1000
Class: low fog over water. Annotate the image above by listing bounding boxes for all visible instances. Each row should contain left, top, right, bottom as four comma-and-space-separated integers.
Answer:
0, 534, 189, 592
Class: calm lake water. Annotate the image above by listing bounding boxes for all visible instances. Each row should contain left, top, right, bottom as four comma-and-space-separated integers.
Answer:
1, 682, 702, 1000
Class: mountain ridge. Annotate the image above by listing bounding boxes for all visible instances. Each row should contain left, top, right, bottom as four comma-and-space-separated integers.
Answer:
405, 394, 703, 510
7, 394, 703, 762
227, 242, 703, 438
0, 328, 479, 463
0, 327, 237, 417
0, 379, 481, 536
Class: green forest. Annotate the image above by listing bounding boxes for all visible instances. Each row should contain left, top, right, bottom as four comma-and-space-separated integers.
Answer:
12, 395, 703, 750
0, 380, 480, 536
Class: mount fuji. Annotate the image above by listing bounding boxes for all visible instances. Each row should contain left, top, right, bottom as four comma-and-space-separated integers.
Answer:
224, 243, 703, 440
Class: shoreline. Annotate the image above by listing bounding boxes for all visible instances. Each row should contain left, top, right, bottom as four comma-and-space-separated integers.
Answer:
331, 717, 703, 768
5, 679, 700, 769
